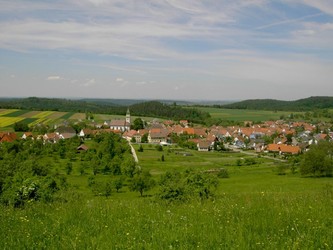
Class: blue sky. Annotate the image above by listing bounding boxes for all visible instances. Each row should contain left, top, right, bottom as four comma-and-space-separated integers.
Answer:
1, 0, 333, 101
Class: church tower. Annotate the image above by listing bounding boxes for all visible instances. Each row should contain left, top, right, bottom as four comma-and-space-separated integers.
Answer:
126, 108, 131, 125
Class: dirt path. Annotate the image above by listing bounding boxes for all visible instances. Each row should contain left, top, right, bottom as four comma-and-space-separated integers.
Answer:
129, 143, 139, 163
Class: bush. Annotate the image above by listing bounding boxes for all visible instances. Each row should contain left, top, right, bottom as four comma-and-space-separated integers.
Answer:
158, 171, 219, 202
156, 145, 163, 151
300, 141, 333, 177
138, 145, 144, 152
217, 168, 229, 178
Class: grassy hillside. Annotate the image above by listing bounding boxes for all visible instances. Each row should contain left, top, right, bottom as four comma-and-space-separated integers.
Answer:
195, 107, 298, 121
222, 96, 333, 111
1, 143, 332, 249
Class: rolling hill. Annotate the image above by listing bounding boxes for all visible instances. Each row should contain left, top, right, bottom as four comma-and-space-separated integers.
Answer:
221, 96, 333, 111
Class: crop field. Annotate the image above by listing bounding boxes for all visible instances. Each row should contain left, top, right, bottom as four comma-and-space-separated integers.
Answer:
196, 107, 300, 121
0, 109, 163, 130
0, 109, 78, 129
0, 117, 24, 127
0, 109, 19, 116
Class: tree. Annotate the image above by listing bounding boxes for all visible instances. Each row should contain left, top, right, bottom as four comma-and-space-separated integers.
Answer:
104, 180, 112, 197
156, 144, 163, 151
66, 162, 73, 175
138, 145, 144, 152
13, 122, 29, 132
300, 141, 333, 177
129, 171, 155, 196
113, 177, 124, 193
122, 158, 136, 178
286, 133, 293, 145
185, 172, 219, 200
141, 133, 148, 143
158, 171, 186, 201
131, 118, 144, 130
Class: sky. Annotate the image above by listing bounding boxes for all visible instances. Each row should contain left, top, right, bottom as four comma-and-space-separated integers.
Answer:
0, 0, 333, 101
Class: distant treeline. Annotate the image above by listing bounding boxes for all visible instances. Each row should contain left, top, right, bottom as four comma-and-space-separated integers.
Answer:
130, 101, 211, 124
219, 96, 333, 111
0, 97, 210, 124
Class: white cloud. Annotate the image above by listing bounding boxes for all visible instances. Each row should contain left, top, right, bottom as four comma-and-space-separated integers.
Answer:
136, 81, 148, 86
1, 0, 332, 100
82, 78, 96, 87
46, 75, 62, 81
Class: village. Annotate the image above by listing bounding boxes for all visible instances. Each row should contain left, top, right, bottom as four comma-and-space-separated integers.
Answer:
1, 108, 332, 157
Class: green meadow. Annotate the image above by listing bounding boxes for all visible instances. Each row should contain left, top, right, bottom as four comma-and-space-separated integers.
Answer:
196, 107, 299, 121
1, 144, 332, 249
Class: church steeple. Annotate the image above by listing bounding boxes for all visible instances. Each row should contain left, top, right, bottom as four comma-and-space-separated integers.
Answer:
126, 108, 131, 125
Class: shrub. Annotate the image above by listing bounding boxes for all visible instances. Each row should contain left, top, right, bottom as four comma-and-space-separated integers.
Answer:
156, 144, 163, 151
217, 168, 229, 178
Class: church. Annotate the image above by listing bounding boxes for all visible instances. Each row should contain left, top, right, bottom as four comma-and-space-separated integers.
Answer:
109, 108, 131, 132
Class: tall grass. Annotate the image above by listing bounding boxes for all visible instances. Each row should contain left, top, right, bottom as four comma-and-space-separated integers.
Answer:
1, 189, 332, 249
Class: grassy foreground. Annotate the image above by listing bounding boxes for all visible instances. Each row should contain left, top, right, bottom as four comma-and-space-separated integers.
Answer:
1, 190, 332, 249
1, 144, 333, 249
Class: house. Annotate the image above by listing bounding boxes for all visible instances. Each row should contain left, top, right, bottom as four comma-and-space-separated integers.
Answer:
193, 128, 207, 138
55, 126, 77, 139
79, 128, 94, 138
123, 129, 138, 141
315, 133, 330, 141
77, 144, 89, 152
266, 144, 301, 155
0, 132, 17, 143
110, 120, 130, 132
133, 129, 148, 143
43, 133, 61, 143
179, 120, 189, 127
197, 140, 212, 151
21, 132, 33, 140
110, 109, 131, 132
182, 127, 195, 135
163, 120, 174, 126
148, 128, 170, 143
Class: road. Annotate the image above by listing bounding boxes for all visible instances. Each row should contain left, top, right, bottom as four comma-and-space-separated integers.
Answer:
226, 145, 287, 162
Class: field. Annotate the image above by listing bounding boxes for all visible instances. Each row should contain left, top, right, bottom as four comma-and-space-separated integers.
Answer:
0, 107, 332, 248
196, 107, 300, 121
0, 108, 168, 132
1, 144, 332, 249
0, 109, 159, 130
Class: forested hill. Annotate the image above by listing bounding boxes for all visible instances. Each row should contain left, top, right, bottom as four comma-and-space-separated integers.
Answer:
221, 96, 333, 111
0, 97, 210, 123
130, 101, 210, 123
0, 97, 125, 114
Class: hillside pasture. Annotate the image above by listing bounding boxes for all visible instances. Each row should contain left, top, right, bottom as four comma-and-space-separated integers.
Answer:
196, 107, 299, 121
66, 112, 85, 120
0, 137, 332, 249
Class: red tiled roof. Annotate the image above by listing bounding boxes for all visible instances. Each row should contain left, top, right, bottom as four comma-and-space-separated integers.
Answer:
0, 132, 17, 143
267, 144, 300, 154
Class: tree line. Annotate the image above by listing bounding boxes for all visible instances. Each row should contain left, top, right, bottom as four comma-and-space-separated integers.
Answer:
219, 96, 333, 111
0, 97, 211, 124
